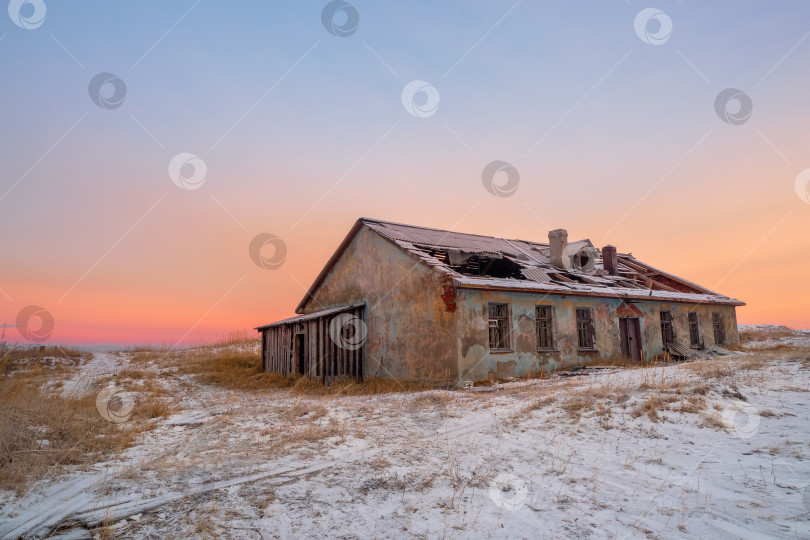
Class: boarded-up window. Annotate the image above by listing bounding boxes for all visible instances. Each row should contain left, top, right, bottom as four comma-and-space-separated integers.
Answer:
688, 312, 701, 347
576, 308, 595, 349
535, 305, 554, 349
712, 312, 726, 345
488, 303, 510, 350
659, 310, 674, 344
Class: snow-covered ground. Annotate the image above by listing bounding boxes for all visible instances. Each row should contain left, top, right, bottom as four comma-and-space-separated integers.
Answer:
2, 326, 810, 539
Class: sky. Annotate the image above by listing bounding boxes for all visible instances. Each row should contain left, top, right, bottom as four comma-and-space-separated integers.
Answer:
1, 0, 809, 345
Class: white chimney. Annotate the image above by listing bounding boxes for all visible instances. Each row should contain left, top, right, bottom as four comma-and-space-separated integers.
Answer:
548, 229, 568, 269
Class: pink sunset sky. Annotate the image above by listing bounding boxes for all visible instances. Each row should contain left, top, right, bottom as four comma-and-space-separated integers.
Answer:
2, 1, 809, 345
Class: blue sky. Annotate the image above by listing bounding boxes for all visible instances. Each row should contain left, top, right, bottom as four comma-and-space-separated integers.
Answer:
1, 1, 810, 343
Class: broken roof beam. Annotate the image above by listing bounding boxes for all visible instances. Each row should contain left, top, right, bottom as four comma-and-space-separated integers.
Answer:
618, 256, 702, 294
548, 272, 576, 283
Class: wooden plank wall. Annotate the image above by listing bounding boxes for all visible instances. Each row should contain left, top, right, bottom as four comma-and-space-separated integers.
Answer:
260, 305, 364, 382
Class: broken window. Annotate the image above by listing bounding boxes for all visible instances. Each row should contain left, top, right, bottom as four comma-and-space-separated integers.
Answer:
488, 303, 511, 350
535, 305, 554, 349
659, 310, 674, 345
576, 308, 595, 350
688, 312, 701, 347
712, 312, 726, 346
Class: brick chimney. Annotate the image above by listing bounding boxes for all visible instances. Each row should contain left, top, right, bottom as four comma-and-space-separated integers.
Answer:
548, 229, 568, 269
602, 245, 618, 276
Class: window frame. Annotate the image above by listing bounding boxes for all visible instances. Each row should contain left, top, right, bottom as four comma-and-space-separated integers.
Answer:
535, 305, 556, 351
659, 310, 674, 345
487, 302, 512, 352
575, 307, 596, 351
712, 312, 726, 346
688, 312, 701, 347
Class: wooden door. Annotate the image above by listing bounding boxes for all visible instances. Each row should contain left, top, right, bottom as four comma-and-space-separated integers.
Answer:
620, 318, 643, 362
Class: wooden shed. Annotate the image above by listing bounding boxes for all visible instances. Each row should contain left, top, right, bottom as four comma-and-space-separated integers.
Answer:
256, 302, 365, 382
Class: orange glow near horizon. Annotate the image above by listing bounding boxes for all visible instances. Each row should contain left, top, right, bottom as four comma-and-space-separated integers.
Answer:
2, 2, 809, 345
5, 198, 809, 346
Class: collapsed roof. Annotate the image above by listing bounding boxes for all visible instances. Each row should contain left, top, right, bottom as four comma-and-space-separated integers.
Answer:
296, 218, 745, 312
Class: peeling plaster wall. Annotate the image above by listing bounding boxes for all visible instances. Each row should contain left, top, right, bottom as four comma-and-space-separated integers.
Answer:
455, 289, 740, 382
663, 302, 740, 350
303, 225, 458, 381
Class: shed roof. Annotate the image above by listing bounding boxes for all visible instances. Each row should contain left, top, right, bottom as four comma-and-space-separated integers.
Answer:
255, 302, 365, 331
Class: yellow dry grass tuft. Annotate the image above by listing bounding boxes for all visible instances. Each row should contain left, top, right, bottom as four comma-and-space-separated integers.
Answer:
0, 378, 139, 494
739, 326, 797, 344
169, 337, 455, 396
0, 345, 90, 376
0, 344, 176, 495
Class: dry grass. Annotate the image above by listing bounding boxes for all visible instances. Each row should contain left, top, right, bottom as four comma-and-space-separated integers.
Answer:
561, 378, 630, 423
739, 326, 797, 344
0, 378, 138, 494
630, 393, 680, 420
175, 347, 280, 390
172, 341, 454, 396
0, 344, 175, 495
683, 358, 740, 379
0, 344, 90, 376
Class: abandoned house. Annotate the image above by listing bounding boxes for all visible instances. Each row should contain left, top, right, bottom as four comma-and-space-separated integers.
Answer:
255, 218, 744, 384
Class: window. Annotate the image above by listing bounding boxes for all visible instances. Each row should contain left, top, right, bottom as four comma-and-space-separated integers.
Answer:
576, 308, 595, 349
688, 312, 701, 347
712, 312, 726, 345
488, 303, 511, 350
535, 305, 554, 349
659, 310, 674, 345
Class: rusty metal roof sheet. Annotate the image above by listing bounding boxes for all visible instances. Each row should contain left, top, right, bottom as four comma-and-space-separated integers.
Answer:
361, 218, 744, 307
255, 302, 365, 331
363, 219, 543, 257
291, 218, 745, 314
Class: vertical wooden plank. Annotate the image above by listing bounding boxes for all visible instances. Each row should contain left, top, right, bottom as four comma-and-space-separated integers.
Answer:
309, 320, 316, 378
270, 329, 275, 372
331, 322, 336, 381
357, 306, 368, 381
352, 340, 357, 380
284, 326, 290, 376
260, 330, 265, 371
322, 317, 328, 382
272, 328, 277, 372
319, 317, 324, 380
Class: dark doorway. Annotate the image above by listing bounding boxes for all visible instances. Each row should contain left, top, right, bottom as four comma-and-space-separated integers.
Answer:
295, 333, 305, 376
620, 317, 643, 362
